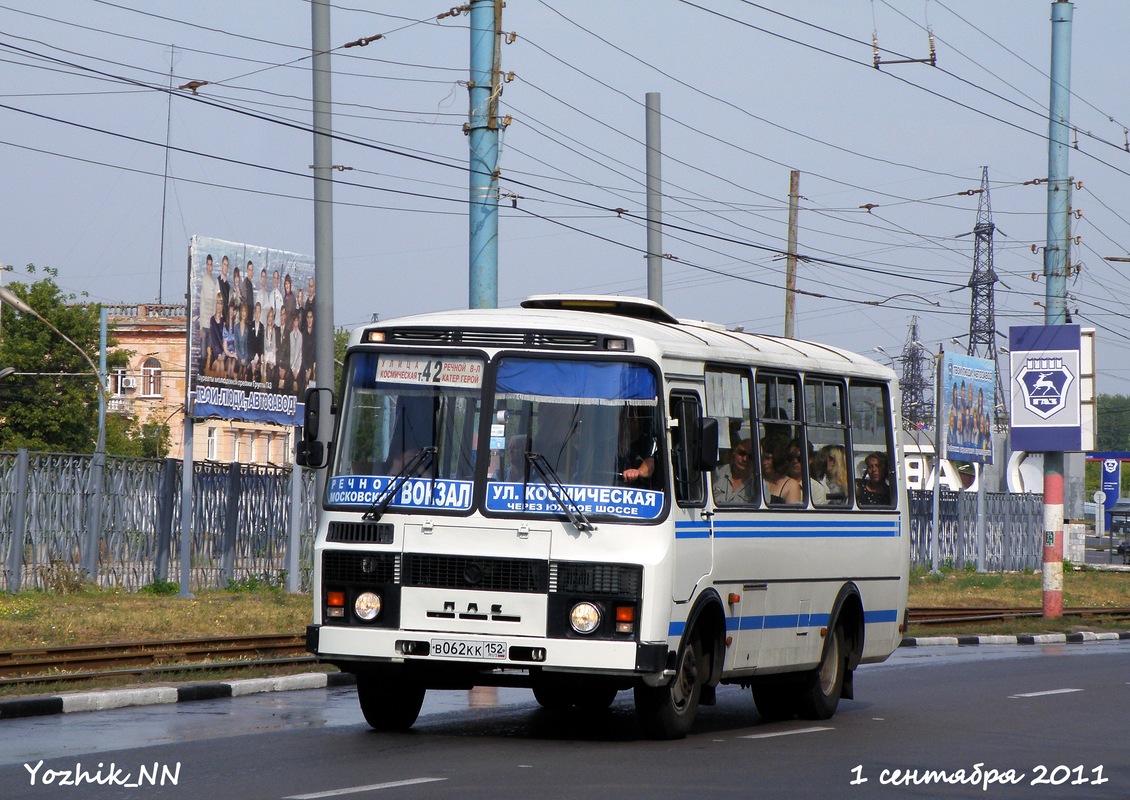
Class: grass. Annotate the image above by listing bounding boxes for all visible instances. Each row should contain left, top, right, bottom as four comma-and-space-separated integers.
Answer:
0, 584, 311, 650
909, 565, 1130, 609
906, 564, 1130, 637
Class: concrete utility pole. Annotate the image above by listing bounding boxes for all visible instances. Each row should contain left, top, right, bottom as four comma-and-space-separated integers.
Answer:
467, 0, 501, 309
1041, 0, 1074, 619
783, 170, 800, 338
311, 0, 335, 394
645, 93, 663, 305
309, 0, 336, 594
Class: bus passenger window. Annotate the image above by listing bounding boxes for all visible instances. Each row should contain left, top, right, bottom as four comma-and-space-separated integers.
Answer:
848, 382, 895, 508
705, 368, 757, 507
756, 372, 804, 507
805, 377, 850, 507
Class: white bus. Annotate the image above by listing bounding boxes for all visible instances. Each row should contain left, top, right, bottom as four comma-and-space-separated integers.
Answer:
301, 295, 909, 739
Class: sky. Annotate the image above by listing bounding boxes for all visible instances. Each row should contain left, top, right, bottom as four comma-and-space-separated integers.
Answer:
2, 1, 1130, 397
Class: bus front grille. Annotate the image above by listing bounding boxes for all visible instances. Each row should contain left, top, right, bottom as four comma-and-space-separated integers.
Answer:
403, 554, 549, 593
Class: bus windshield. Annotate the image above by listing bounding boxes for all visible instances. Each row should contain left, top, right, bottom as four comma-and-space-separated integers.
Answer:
328, 352, 484, 512
484, 357, 664, 522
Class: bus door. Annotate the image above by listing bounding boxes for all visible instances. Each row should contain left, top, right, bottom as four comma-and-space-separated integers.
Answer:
669, 390, 712, 603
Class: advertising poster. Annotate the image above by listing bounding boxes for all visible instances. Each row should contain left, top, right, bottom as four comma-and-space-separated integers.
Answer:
187, 235, 316, 426
1009, 324, 1082, 452
941, 352, 996, 464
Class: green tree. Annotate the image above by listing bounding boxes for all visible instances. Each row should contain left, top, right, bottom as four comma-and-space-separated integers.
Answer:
1097, 393, 1130, 452
0, 265, 129, 454
334, 325, 354, 391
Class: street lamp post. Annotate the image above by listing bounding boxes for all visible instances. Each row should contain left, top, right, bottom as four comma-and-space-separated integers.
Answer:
0, 285, 107, 583
0, 285, 106, 453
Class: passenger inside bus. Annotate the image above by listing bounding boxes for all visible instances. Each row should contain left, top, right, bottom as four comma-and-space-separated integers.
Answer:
822, 444, 850, 499
713, 437, 754, 504
502, 434, 528, 480
761, 433, 803, 505
856, 451, 892, 506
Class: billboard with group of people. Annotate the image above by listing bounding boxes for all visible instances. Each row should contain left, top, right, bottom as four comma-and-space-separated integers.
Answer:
188, 235, 317, 426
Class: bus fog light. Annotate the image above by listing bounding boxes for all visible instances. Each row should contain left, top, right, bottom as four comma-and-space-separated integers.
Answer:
569, 602, 602, 634
354, 591, 382, 621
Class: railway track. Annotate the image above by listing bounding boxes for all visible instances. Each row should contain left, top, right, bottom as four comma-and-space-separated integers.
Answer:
0, 633, 312, 688
4, 609, 1130, 691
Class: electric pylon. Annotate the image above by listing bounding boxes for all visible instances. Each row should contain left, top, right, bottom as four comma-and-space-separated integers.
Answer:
966, 166, 1008, 428
900, 316, 933, 430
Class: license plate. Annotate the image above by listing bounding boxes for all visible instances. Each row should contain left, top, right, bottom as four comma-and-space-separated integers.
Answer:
430, 638, 507, 660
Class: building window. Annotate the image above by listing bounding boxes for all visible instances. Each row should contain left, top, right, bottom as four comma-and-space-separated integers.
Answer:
141, 357, 162, 396
110, 368, 129, 396
207, 427, 218, 460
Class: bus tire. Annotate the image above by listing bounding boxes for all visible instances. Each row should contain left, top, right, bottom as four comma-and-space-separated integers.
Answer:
575, 685, 619, 712
356, 672, 426, 731
796, 625, 845, 720
634, 637, 702, 739
532, 682, 572, 710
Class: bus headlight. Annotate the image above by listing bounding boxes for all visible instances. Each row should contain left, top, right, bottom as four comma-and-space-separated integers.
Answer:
354, 591, 382, 621
569, 602, 602, 634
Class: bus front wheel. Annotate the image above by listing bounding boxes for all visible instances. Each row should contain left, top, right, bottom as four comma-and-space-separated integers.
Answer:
634, 638, 702, 739
356, 672, 426, 731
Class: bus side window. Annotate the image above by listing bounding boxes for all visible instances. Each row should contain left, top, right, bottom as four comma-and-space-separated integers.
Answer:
848, 382, 896, 508
670, 392, 706, 506
805, 377, 850, 508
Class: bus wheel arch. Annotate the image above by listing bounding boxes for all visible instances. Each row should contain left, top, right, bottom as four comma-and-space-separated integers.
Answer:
634, 590, 726, 739
684, 589, 727, 691
828, 583, 866, 696
795, 583, 864, 719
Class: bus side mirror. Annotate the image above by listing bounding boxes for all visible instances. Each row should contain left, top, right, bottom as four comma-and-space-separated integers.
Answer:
695, 417, 720, 471
296, 387, 334, 468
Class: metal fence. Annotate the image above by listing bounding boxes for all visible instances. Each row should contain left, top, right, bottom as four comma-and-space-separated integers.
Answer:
0, 449, 317, 594
0, 451, 1048, 595
908, 489, 1045, 571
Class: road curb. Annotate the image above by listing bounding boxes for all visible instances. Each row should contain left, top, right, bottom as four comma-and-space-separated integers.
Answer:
0, 671, 356, 721
900, 631, 1130, 647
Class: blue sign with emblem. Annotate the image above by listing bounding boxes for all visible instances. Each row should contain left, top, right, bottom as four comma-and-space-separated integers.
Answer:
1009, 325, 1082, 451
1101, 459, 1121, 512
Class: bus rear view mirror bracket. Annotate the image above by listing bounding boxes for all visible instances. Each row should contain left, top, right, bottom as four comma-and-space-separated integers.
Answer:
296, 387, 335, 469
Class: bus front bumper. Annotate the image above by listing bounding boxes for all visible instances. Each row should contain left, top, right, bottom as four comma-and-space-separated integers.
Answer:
307, 624, 668, 676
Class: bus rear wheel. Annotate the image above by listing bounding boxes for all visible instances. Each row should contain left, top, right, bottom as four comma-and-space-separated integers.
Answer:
356, 672, 426, 731
751, 677, 800, 721
796, 626, 845, 720
634, 638, 701, 740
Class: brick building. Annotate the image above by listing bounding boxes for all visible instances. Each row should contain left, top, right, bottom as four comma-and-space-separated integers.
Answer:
106, 303, 294, 464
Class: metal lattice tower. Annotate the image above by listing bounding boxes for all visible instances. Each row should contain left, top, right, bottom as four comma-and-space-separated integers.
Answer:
966, 166, 1008, 428
899, 315, 933, 430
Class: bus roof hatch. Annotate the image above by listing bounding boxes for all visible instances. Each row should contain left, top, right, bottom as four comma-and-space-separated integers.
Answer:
521, 294, 680, 324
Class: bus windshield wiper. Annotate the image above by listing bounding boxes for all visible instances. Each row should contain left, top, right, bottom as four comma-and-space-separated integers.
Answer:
363, 446, 437, 522
525, 452, 595, 532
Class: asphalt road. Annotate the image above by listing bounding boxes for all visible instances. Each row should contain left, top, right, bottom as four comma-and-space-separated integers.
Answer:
0, 642, 1126, 800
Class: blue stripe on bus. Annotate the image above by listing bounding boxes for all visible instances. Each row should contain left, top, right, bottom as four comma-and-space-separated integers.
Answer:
674, 519, 900, 539
678, 609, 897, 638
